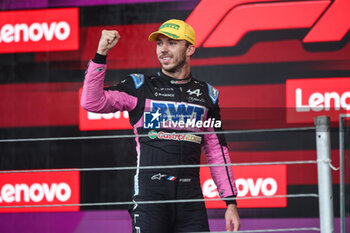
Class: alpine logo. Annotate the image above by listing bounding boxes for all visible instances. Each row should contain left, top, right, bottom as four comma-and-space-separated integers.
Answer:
0, 8, 79, 53
187, 89, 202, 97
186, 0, 349, 47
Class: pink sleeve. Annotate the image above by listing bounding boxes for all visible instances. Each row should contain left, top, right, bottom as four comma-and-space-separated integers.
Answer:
81, 61, 137, 113
203, 129, 238, 198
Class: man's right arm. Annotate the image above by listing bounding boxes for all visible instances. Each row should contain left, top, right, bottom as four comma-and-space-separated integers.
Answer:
81, 30, 138, 113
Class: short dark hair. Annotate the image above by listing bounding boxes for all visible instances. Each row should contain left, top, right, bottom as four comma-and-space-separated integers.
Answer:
185, 41, 192, 48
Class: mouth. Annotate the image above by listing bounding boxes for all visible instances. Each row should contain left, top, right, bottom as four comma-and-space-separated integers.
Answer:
159, 55, 172, 64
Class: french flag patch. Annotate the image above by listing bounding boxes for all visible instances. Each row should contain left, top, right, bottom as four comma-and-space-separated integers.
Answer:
167, 176, 177, 181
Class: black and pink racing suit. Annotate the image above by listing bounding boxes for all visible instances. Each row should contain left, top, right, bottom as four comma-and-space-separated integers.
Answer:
81, 54, 238, 233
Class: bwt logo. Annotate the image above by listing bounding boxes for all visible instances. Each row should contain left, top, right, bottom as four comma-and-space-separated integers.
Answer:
186, 0, 349, 48
143, 101, 206, 129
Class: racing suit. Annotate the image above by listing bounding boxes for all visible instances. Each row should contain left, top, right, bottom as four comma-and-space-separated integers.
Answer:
81, 54, 238, 233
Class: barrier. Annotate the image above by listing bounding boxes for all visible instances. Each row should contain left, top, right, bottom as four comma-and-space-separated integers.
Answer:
0, 121, 338, 233
315, 116, 334, 233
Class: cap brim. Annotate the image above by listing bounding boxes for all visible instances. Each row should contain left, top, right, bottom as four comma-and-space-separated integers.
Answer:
148, 31, 163, 41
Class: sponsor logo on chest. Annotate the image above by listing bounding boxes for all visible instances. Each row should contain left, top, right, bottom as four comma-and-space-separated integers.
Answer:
144, 100, 206, 129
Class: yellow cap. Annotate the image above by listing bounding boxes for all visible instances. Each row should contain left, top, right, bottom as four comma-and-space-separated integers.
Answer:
148, 19, 196, 46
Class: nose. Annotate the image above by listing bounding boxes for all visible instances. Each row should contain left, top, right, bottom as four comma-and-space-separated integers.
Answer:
160, 43, 169, 53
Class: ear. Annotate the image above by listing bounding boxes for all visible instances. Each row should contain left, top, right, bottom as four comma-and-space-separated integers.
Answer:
186, 45, 196, 57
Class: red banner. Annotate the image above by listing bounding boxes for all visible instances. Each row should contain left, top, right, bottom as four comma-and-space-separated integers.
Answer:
200, 165, 287, 208
79, 88, 132, 131
0, 170, 80, 213
286, 77, 350, 123
0, 8, 79, 53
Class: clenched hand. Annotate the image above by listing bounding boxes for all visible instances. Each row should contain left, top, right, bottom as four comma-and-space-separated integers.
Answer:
97, 29, 120, 55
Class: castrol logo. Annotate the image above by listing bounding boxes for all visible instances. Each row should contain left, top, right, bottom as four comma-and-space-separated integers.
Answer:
0, 170, 80, 213
286, 78, 350, 123
0, 8, 79, 53
200, 165, 287, 208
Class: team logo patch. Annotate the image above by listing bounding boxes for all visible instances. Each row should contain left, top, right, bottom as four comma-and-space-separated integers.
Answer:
151, 173, 167, 180
150, 173, 178, 181
143, 100, 206, 129
148, 130, 202, 144
94, 67, 104, 72
207, 84, 219, 104
129, 73, 144, 89
187, 89, 202, 97
143, 100, 221, 129
167, 176, 177, 181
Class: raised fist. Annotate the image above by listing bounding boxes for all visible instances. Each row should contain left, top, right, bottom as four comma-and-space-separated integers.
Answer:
97, 29, 120, 55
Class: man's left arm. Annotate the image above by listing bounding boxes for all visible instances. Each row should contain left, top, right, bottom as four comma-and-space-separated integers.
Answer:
203, 86, 241, 231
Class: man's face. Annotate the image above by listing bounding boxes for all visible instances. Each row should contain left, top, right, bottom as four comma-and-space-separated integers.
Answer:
156, 35, 188, 74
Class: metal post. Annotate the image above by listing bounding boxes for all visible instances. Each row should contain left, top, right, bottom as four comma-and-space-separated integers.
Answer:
314, 116, 334, 233
339, 115, 346, 233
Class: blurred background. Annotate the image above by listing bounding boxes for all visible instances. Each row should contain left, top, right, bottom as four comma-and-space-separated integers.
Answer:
0, 0, 349, 232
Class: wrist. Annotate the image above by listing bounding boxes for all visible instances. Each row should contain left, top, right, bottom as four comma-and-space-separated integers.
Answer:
227, 203, 237, 208
96, 48, 108, 56
93, 53, 107, 64
225, 195, 237, 207
97, 46, 110, 56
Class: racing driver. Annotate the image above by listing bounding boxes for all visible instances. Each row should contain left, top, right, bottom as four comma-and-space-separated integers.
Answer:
81, 19, 241, 232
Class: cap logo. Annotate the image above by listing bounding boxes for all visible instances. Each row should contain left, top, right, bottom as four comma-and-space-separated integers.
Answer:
159, 23, 180, 30
148, 19, 195, 46
161, 31, 179, 39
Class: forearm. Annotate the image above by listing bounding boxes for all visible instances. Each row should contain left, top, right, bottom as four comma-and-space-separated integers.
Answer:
81, 55, 113, 113
204, 135, 238, 199
81, 28, 123, 113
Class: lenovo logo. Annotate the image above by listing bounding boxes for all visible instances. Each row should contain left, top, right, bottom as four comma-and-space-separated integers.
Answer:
186, 0, 349, 47
0, 183, 71, 203
200, 165, 287, 208
0, 170, 80, 213
286, 78, 350, 123
295, 89, 350, 112
0, 8, 79, 53
0, 22, 70, 43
